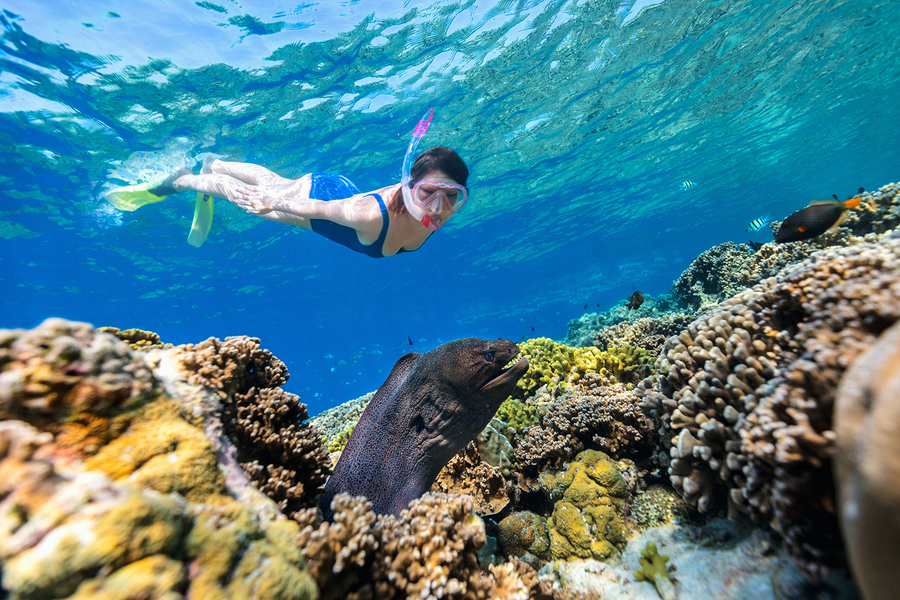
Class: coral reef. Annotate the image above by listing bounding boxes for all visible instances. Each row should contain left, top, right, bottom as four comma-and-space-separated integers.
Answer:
833, 319, 900, 600
0, 419, 317, 600
592, 312, 696, 358
98, 326, 170, 350
0, 318, 158, 453
308, 390, 374, 448
431, 442, 511, 517
538, 449, 628, 561
563, 294, 669, 347
516, 378, 653, 478
299, 491, 547, 600
634, 541, 676, 600
638, 237, 900, 575
498, 511, 552, 561
176, 336, 331, 519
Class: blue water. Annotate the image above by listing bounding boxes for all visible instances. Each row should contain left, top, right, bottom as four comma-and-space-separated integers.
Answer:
2, 0, 898, 416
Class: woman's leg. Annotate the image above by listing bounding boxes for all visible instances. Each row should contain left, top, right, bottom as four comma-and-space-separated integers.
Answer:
204, 158, 294, 187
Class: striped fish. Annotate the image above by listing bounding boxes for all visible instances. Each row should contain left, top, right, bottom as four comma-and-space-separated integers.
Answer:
746, 214, 770, 233
679, 180, 698, 191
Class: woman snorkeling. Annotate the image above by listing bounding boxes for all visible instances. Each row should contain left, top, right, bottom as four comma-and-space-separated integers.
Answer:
105, 109, 469, 257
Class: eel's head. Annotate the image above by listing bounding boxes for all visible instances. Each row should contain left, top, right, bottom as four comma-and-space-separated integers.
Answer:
431, 337, 529, 412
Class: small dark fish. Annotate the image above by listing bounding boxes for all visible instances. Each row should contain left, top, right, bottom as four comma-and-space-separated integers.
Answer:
748, 240, 764, 251
858, 187, 865, 194
531, 327, 535, 332
408, 335, 413, 345
774, 196, 862, 243
626, 290, 644, 310
596, 303, 600, 307
832, 194, 839, 200
583, 304, 588, 309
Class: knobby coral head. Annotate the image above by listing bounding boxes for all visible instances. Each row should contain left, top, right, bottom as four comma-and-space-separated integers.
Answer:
320, 338, 528, 521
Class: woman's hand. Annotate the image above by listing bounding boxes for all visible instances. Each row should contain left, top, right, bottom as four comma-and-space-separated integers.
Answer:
231, 186, 275, 215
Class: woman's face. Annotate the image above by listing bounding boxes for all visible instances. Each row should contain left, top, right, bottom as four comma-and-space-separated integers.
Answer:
413, 169, 466, 219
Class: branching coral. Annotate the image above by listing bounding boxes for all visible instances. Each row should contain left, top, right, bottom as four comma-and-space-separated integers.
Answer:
176, 335, 289, 400
431, 442, 510, 517
301, 492, 546, 600
516, 377, 653, 477
228, 384, 330, 519
177, 336, 330, 518
638, 237, 900, 575
634, 541, 676, 600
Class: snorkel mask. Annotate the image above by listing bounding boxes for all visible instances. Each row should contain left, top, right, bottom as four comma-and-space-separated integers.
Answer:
401, 108, 468, 231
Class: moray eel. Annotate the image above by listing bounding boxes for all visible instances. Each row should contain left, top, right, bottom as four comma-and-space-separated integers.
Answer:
319, 338, 528, 521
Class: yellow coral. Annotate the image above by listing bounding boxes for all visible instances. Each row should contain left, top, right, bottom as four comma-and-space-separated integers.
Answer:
540, 449, 627, 562
513, 338, 654, 400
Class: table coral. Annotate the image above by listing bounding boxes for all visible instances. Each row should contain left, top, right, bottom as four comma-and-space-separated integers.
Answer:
516, 378, 653, 477
538, 449, 627, 561
638, 237, 900, 576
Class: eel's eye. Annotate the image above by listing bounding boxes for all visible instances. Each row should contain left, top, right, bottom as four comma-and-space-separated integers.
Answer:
484, 352, 495, 362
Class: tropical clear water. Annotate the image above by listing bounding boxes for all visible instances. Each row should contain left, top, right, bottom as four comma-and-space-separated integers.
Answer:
2, 0, 898, 416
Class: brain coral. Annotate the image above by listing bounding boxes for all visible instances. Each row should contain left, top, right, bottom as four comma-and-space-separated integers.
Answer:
516, 376, 653, 478
638, 237, 900, 575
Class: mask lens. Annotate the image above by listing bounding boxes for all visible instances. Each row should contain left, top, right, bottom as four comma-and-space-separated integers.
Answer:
412, 180, 468, 213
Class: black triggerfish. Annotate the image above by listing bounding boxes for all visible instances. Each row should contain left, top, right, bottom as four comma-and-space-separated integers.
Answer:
774, 196, 861, 243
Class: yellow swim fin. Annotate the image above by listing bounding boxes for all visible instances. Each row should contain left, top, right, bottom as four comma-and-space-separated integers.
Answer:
104, 182, 171, 211
187, 192, 214, 247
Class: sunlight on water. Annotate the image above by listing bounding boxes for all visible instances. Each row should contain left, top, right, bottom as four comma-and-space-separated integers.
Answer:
1, 0, 899, 410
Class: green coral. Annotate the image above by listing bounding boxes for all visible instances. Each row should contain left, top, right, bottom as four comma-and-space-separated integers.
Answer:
495, 398, 538, 437
327, 423, 355, 452
513, 338, 655, 400
634, 541, 676, 600
539, 449, 627, 561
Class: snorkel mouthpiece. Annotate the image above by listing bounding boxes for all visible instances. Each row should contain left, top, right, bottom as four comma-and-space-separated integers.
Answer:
401, 108, 439, 230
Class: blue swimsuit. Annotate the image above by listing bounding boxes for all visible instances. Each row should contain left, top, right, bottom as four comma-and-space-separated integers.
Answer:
308, 173, 390, 258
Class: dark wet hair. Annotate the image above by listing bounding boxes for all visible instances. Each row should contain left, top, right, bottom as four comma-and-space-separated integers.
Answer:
389, 146, 469, 215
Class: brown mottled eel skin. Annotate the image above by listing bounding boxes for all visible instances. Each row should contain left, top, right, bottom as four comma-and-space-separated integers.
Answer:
319, 338, 528, 521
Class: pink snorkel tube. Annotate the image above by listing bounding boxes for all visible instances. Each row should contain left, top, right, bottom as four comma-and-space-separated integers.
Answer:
401, 108, 441, 231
